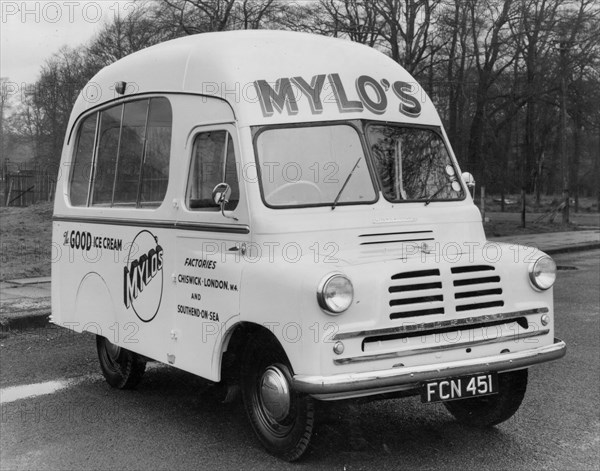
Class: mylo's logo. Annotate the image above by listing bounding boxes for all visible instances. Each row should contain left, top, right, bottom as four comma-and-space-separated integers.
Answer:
123, 230, 164, 322
254, 73, 422, 118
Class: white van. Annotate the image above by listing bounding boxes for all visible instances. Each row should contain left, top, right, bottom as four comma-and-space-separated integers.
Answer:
52, 30, 566, 461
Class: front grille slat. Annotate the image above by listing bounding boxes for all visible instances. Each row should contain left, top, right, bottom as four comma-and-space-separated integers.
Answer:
390, 307, 445, 319
389, 282, 442, 293
454, 276, 501, 286
390, 295, 444, 306
451, 265, 495, 274
455, 288, 502, 299
392, 269, 439, 280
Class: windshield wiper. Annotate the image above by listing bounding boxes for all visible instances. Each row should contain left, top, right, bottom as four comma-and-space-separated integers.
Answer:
423, 185, 447, 206
331, 157, 362, 210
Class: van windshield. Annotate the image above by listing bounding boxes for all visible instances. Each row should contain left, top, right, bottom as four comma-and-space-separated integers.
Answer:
255, 124, 376, 207
254, 122, 464, 208
366, 124, 464, 203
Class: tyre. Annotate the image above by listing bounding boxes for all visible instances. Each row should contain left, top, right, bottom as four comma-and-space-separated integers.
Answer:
96, 335, 146, 389
444, 369, 528, 427
241, 335, 315, 461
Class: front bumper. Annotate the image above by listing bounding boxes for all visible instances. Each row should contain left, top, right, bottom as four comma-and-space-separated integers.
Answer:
293, 338, 566, 400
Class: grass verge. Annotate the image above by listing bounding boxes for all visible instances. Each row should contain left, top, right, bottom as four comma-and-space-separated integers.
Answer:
1, 202, 53, 281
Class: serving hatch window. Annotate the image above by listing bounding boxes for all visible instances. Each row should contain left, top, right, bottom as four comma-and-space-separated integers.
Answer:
69, 97, 172, 208
366, 125, 464, 203
255, 124, 376, 207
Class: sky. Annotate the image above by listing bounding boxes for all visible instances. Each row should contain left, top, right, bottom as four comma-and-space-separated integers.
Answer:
1, 1, 137, 87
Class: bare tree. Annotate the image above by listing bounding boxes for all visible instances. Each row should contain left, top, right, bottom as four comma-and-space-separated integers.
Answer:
316, 0, 383, 46
509, 0, 561, 198
238, 0, 278, 29
162, 0, 236, 32
10, 47, 93, 164
558, 0, 600, 208
0, 77, 13, 160
161, 0, 281, 32
87, 3, 177, 66
373, 0, 443, 76
439, 0, 472, 158
466, 0, 516, 183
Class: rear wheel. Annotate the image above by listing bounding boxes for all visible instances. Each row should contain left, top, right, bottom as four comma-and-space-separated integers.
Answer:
96, 335, 146, 389
241, 336, 315, 461
444, 369, 528, 427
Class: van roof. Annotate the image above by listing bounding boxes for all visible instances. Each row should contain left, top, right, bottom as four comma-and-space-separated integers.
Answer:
72, 30, 441, 127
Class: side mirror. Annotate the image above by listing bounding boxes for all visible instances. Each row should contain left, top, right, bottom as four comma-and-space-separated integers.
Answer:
212, 182, 232, 206
211, 183, 238, 221
461, 172, 476, 189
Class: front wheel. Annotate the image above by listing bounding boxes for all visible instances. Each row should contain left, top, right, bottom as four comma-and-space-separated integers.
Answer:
241, 336, 315, 461
96, 335, 146, 389
444, 369, 528, 427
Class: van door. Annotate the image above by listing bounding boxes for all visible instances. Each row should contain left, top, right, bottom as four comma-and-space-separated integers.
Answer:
171, 124, 249, 381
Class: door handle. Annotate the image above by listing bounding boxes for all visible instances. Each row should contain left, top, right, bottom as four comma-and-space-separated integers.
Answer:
228, 243, 247, 255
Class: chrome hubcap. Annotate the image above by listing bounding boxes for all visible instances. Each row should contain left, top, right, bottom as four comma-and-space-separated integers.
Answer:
259, 366, 291, 422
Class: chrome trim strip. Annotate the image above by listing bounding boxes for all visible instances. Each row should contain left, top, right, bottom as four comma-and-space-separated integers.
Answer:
333, 307, 549, 341
293, 338, 566, 396
360, 238, 434, 246
334, 328, 550, 365
53, 215, 250, 234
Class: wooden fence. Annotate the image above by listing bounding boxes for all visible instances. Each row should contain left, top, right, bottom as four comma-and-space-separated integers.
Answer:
1, 160, 56, 207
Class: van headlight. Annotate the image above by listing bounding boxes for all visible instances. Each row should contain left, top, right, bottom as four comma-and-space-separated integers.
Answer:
528, 256, 556, 290
317, 274, 353, 314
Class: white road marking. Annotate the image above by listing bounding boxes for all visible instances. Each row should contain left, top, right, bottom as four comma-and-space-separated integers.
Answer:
0, 362, 169, 404
0, 380, 72, 404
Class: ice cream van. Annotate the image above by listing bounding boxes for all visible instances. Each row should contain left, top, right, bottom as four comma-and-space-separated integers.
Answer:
52, 30, 566, 461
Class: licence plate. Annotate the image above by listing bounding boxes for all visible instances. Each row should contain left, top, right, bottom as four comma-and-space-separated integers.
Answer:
421, 372, 498, 403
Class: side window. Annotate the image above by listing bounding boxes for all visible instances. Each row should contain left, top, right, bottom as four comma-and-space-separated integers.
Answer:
186, 131, 239, 211
141, 99, 172, 206
92, 105, 122, 205
69, 97, 172, 208
70, 113, 97, 206
112, 100, 147, 205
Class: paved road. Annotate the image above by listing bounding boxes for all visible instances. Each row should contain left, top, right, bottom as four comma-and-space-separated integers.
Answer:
1, 251, 598, 470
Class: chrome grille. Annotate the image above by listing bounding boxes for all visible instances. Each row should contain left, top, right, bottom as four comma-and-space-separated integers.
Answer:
388, 269, 444, 319
388, 265, 505, 320
451, 265, 504, 312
